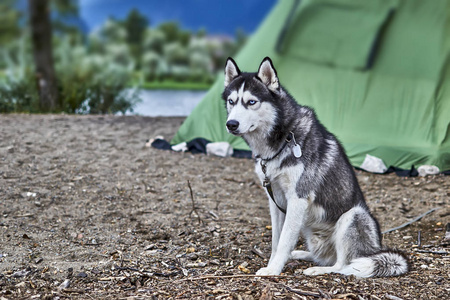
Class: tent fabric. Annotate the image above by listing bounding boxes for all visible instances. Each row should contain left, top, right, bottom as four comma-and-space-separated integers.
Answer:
279, 0, 397, 69
172, 0, 450, 171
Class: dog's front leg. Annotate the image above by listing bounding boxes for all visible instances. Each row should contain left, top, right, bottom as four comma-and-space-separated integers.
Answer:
257, 197, 307, 275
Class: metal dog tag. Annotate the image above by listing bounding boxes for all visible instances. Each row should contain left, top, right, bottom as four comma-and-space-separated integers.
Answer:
292, 144, 302, 158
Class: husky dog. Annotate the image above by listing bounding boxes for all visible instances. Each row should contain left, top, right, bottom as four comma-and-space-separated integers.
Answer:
222, 57, 408, 277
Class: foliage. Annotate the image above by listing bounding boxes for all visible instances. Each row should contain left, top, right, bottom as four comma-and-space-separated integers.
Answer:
137, 79, 212, 91
143, 29, 166, 54
55, 36, 140, 114
0, 0, 22, 47
0, 2, 248, 113
97, 18, 128, 43
51, 0, 83, 36
0, 75, 41, 113
0, 37, 40, 113
123, 9, 149, 46
121, 9, 149, 68
51, 0, 79, 16
0, 36, 140, 114
141, 51, 165, 81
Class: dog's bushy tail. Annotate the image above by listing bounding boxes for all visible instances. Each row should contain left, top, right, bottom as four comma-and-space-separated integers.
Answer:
340, 250, 409, 277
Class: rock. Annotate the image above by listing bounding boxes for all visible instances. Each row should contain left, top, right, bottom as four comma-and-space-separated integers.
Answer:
58, 279, 70, 290
417, 165, 440, 176
445, 223, 450, 241
186, 253, 198, 260
423, 183, 440, 192
77, 272, 88, 278
186, 247, 196, 253
385, 294, 403, 300
185, 262, 207, 268
238, 265, 251, 274
12, 269, 31, 277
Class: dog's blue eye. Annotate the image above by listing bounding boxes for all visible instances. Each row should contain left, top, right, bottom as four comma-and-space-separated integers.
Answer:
228, 99, 234, 105
248, 100, 257, 105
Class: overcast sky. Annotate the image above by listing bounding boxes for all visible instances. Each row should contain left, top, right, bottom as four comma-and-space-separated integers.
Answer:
79, 0, 276, 35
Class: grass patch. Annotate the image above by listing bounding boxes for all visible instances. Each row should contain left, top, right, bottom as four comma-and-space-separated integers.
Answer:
136, 80, 212, 90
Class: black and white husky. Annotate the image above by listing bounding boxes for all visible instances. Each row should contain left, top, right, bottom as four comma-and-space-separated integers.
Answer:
222, 57, 408, 277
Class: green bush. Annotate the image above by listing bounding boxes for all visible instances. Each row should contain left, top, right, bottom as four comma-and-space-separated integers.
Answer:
0, 74, 140, 115
0, 73, 40, 113
0, 36, 140, 114
0, 37, 41, 113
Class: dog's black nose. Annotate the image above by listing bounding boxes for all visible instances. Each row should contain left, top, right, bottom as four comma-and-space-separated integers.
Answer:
226, 120, 239, 132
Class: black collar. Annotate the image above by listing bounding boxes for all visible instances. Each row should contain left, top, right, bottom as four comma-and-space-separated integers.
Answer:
255, 132, 293, 162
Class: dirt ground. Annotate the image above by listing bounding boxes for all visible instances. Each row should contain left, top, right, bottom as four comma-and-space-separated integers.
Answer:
0, 114, 449, 300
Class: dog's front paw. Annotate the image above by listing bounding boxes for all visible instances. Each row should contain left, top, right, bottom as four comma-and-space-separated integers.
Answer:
303, 267, 326, 276
256, 267, 281, 276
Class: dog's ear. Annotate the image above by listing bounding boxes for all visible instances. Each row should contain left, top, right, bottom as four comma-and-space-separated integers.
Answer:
257, 57, 279, 91
224, 57, 241, 87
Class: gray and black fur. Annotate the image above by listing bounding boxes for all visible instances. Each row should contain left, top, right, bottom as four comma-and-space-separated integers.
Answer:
222, 57, 409, 277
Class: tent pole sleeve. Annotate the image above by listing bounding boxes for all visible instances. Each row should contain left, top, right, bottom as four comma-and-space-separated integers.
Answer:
275, 0, 301, 54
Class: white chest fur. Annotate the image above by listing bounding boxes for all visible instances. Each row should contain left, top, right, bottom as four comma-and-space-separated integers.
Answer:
255, 157, 305, 190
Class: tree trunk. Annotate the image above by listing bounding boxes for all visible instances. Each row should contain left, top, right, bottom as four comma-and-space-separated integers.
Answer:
28, 0, 59, 111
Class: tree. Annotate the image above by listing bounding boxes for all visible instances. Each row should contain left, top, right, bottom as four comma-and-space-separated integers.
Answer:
0, 0, 22, 46
196, 28, 207, 38
122, 8, 149, 68
28, 0, 59, 111
158, 22, 180, 44
123, 9, 149, 46
52, 0, 84, 39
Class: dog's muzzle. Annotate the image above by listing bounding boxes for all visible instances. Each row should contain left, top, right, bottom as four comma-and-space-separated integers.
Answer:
226, 119, 240, 133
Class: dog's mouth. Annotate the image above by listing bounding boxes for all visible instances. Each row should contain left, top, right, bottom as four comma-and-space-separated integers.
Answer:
227, 124, 255, 136
228, 129, 242, 136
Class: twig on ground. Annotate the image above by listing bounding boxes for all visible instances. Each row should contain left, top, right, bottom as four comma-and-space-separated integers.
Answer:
413, 249, 449, 255
251, 247, 267, 259
176, 274, 296, 282
14, 213, 34, 218
208, 210, 219, 219
61, 289, 86, 294
382, 208, 440, 234
187, 180, 203, 224
223, 177, 247, 184
385, 294, 403, 300
283, 286, 321, 298
317, 288, 332, 299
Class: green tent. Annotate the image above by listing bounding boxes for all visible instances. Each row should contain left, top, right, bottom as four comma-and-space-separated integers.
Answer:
172, 0, 450, 171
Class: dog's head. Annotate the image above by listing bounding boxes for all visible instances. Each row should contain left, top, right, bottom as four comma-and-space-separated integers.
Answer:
222, 57, 280, 136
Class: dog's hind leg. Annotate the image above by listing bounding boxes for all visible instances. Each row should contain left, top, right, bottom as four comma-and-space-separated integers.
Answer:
303, 206, 381, 276
303, 207, 356, 276
303, 264, 344, 276
290, 250, 313, 261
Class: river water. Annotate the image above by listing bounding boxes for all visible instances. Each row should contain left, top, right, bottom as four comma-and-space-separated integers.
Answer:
130, 89, 208, 117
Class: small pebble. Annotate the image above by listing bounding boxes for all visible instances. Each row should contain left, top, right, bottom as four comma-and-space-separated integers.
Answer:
58, 279, 70, 290
77, 272, 88, 278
